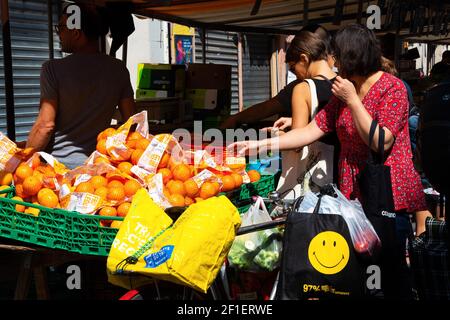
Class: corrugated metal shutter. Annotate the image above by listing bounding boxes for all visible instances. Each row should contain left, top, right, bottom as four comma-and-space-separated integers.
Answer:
194, 29, 239, 114
242, 34, 271, 108
0, 0, 61, 141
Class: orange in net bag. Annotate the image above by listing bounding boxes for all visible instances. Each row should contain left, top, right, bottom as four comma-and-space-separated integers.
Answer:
105, 111, 150, 162
25, 152, 70, 191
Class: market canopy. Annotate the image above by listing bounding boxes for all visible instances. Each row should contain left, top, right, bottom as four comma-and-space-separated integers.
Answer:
90, 0, 450, 43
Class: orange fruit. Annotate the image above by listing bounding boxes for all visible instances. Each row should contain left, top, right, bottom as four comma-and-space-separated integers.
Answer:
195, 197, 204, 203
168, 194, 185, 207
15, 165, 33, 182
168, 156, 182, 171
200, 182, 216, 200
157, 168, 173, 185
184, 179, 199, 198
163, 187, 171, 199
31, 156, 41, 169
37, 188, 53, 197
99, 206, 117, 225
75, 182, 95, 194
0, 172, 13, 186
107, 187, 125, 202
97, 128, 116, 141
212, 182, 221, 195
99, 206, 117, 217
94, 157, 111, 165
90, 175, 108, 189
247, 170, 261, 182
12, 196, 25, 212
135, 138, 150, 151
37, 189, 59, 208
22, 176, 42, 196
109, 148, 132, 162
94, 186, 108, 199
24, 207, 40, 216
117, 202, 131, 217
108, 179, 124, 188
166, 180, 175, 189
124, 179, 141, 198
32, 171, 44, 184
126, 132, 143, 149
15, 184, 25, 198
110, 220, 122, 229
158, 152, 170, 169
167, 180, 186, 196
231, 173, 243, 188
172, 164, 192, 182
0, 185, 10, 197
131, 149, 144, 165
117, 162, 133, 176
42, 166, 56, 178
221, 175, 236, 192
96, 139, 108, 155
184, 196, 194, 206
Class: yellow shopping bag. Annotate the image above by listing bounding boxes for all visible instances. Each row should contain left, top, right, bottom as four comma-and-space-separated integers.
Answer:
107, 189, 241, 293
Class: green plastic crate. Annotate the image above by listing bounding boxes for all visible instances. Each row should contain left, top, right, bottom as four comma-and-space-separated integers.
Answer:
0, 192, 123, 256
221, 171, 281, 214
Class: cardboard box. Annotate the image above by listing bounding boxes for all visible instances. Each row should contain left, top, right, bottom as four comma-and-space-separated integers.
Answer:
135, 98, 193, 124
185, 63, 231, 89
136, 64, 185, 97
185, 89, 218, 110
185, 63, 231, 116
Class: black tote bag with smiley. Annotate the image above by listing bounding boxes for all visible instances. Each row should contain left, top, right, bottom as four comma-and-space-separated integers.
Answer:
276, 192, 365, 300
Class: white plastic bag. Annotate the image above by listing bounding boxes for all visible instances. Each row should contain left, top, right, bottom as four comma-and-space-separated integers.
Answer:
298, 185, 381, 257
228, 197, 282, 271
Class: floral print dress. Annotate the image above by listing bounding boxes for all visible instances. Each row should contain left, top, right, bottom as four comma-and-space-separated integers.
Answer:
314, 72, 426, 212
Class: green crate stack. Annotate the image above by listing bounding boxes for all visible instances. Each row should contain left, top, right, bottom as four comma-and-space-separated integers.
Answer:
0, 187, 123, 256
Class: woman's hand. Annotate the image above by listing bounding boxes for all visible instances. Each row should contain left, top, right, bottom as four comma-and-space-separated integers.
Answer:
273, 117, 292, 131
331, 76, 359, 107
227, 140, 268, 157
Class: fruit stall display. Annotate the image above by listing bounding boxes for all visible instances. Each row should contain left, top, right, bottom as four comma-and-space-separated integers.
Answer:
0, 112, 279, 255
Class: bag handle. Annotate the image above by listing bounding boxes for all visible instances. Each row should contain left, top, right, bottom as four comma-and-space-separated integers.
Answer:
368, 120, 386, 164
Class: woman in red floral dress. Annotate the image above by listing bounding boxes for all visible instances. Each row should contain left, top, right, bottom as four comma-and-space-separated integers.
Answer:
230, 24, 428, 299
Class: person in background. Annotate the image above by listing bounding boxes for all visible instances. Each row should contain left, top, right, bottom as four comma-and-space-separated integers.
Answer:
230, 24, 428, 299
220, 24, 334, 129
430, 50, 450, 82
24, 3, 136, 169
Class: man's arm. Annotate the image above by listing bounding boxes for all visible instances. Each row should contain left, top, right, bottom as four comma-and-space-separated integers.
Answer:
118, 97, 137, 123
26, 98, 57, 151
220, 98, 285, 129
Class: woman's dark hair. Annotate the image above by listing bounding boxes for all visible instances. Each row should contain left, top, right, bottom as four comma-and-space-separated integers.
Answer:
286, 31, 328, 64
300, 23, 333, 56
62, 3, 109, 39
333, 24, 382, 78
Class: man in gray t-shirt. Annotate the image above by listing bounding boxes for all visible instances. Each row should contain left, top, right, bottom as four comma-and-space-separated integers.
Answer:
26, 4, 136, 169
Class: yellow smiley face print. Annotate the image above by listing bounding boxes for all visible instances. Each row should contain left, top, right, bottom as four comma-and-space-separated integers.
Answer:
308, 231, 350, 275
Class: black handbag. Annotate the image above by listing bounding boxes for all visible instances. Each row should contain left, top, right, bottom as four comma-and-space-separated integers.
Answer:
357, 120, 399, 297
276, 188, 365, 300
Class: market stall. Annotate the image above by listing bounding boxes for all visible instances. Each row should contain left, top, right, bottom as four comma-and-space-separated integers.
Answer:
1, 0, 450, 300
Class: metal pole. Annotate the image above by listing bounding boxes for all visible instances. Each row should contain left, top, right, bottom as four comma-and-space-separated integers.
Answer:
201, 27, 206, 63
48, 0, 54, 60
1, 0, 16, 141
237, 33, 243, 112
